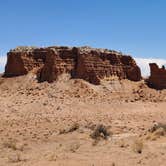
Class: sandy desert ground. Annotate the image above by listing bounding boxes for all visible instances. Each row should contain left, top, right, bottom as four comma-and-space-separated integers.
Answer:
0, 73, 166, 166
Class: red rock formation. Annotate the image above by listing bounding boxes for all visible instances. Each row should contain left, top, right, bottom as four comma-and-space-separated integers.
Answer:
38, 47, 78, 82
5, 47, 46, 77
4, 46, 142, 84
148, 63, 166, 90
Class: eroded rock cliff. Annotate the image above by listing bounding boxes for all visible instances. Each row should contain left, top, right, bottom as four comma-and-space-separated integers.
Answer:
4, 46, 142, 84
148, 63, 166, 90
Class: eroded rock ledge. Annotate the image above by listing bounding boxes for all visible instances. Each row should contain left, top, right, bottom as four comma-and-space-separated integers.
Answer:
4, 46, 141, 84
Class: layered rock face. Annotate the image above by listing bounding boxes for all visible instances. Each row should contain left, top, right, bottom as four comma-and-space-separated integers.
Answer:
4, 46, 141, 84
5, 47, 47, 77
148, 63, 166, 90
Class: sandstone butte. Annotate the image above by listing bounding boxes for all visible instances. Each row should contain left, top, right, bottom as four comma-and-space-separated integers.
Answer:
4, 46, 142, 84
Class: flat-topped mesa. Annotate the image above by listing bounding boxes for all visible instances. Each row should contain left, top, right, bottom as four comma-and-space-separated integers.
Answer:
4, 46, 142, 84
148, 63, 166, 90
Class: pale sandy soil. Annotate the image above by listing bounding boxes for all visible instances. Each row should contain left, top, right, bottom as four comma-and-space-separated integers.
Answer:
0, 74, 166, 166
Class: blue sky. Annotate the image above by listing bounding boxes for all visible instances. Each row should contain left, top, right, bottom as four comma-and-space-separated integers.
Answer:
0, 0, 166, 75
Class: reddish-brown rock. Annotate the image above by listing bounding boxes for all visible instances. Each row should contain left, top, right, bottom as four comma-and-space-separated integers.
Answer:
148, 63, 166, 90
4, 46, 142, 84
5, 47, 46, 77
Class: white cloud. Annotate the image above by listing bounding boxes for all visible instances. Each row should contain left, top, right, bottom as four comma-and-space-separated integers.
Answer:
134, 58, 166, 77
0, 56, 7, 73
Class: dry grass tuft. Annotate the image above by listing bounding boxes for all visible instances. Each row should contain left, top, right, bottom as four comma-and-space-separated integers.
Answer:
8, 152, 26, 163
145, 123, 166, 141
69, 143, 80, 153
3, 140, 25, 151
149, 123, 166, 133
59, 123, 79, 134
45, 152, 57, 161
3, 140, 17, 151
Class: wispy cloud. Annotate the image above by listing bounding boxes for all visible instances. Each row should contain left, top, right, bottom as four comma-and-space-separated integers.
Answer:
134, 58, 166, 77
0, 55, 7, 73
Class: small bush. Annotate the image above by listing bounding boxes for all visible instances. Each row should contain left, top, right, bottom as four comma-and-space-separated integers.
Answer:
145, 123, 166, 140
149, 123, 166, 133
90, 124, 112, 140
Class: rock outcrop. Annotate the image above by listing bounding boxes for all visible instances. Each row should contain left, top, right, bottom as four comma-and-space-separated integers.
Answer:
4, 46, 141, 84
148, 63, 166, 90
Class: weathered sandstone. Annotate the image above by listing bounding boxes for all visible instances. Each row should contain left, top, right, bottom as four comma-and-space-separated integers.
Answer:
148, 63, 166, 90
4, 46, 142, 84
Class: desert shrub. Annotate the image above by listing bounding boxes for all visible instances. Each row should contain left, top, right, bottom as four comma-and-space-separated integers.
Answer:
145, 123, 166, 140
149, 123, 166, 133
90, 124, 112, 140
68, 123, 79, 132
